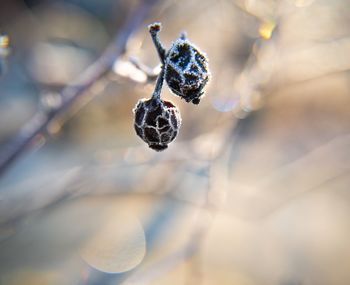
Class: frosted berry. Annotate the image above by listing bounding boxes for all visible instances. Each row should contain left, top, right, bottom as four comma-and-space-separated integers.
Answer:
133, 97, 181, 151
164, 38, 210, 104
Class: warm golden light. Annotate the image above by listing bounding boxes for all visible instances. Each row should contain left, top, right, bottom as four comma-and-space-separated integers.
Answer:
0, 35, 9, 48
259, 20, 276, 40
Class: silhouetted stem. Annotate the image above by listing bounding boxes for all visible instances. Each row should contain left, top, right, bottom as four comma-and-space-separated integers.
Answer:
151, 67, 165, 100
148, 22, 167, 64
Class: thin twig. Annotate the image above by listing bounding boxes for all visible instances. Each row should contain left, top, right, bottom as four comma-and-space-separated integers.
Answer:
0, 0, 159, 177
129, 56, 160, 82
151, 68, 165, 100
148, 22, 166, 64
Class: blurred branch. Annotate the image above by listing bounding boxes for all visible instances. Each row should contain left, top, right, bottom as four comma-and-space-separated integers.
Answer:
0, 0, 159, 177
0, 111, 231, 226
129, 56, 160, 81
123, 210, 211, 285
223, 133, 350, 220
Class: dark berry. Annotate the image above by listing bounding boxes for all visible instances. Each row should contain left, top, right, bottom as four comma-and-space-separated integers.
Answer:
164, 38, 210, 104
133, 98, 181, 151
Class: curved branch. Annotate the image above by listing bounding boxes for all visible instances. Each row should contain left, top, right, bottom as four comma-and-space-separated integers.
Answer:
0, 0, 159, 177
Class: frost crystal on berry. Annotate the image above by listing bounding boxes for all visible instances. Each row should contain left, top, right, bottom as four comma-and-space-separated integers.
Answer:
132, 23, 210, 151
133, 98, 181, 151
165, 38, 210, 104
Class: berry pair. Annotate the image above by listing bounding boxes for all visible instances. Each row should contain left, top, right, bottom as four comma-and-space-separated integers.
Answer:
133, 23, 210, 151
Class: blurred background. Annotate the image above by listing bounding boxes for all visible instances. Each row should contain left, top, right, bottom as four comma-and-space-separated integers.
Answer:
1, 0, 350, 284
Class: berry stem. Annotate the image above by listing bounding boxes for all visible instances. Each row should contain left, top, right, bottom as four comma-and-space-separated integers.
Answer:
151, 67, 165, 100
148, 22, 167, 64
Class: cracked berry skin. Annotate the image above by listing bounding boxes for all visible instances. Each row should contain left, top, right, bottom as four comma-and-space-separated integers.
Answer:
164, 38, 210, 105
133, 98, 181, 151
